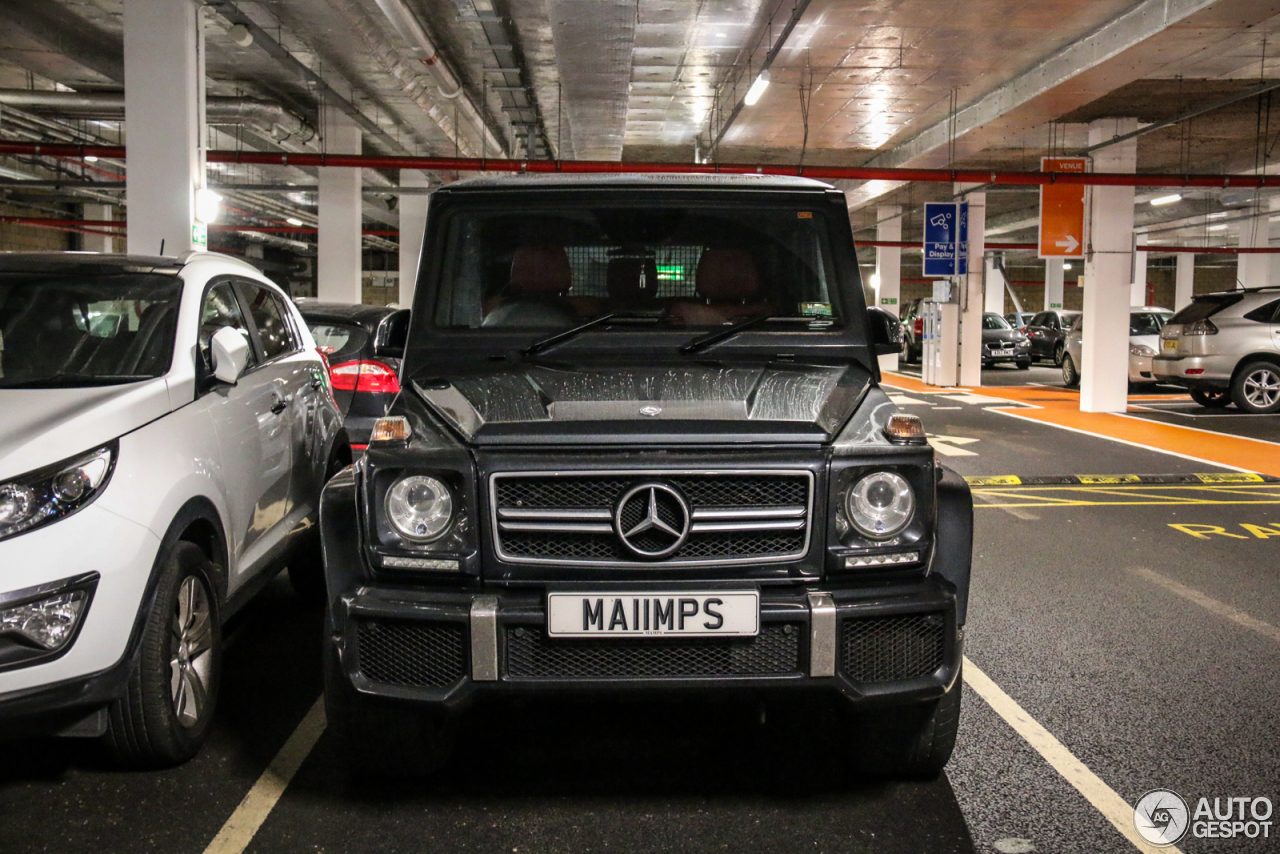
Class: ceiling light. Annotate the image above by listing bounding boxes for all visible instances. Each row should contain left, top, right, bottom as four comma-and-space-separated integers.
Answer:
1150, 194, 1182, 206
1208, 212, 1228, 219
744, 71, 770, 106
83, 155, 99, 163
716, 32, 726, 37
870, 273, 880, 290
195, 188, 223, 225
1064, 263, 1072, 270
286, 217, 304, 226
1208, 224, 1227, 231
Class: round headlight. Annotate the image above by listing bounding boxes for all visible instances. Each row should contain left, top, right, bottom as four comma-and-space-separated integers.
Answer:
385, 476, 454, 542
0, 484, 37, 527
845, 472, 915, 539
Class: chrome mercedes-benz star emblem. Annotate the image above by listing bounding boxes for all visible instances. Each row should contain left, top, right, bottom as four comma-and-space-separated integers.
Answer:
639, 405, 662, 417
614, 483, 691, 558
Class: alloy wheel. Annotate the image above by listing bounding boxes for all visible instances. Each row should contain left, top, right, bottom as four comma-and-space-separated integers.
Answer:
1243, 367, 1280, 409
170, 576, 214, 728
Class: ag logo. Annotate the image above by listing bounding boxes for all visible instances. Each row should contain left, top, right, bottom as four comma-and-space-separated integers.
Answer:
1134, 789, 1189, 846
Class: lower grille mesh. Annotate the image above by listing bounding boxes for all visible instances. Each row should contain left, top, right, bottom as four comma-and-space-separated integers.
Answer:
841, 614, 946, 682
356, 619, 467, 688
506, 624, 802, 679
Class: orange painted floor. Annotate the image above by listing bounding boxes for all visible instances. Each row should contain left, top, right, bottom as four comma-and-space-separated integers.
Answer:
881, 372, 1280, 478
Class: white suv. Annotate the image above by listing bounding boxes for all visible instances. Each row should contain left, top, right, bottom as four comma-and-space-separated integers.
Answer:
0, 252, 344, 765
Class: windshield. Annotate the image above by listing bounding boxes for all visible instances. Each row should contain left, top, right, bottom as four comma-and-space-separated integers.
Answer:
432, 202, 840, 333
1129, 312, 1171, 336
983, 314, 1011, 330
0, 272, 182, 388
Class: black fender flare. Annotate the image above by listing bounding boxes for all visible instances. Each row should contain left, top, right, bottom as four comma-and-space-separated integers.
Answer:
932, 465, 973, 626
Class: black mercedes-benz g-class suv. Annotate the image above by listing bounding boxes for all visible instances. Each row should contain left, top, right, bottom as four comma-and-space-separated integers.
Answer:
320, 174, 973, 778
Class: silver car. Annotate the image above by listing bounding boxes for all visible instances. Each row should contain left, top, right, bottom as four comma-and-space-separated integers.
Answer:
1152, 288, 1280, 413
1061, 307, 1173, 389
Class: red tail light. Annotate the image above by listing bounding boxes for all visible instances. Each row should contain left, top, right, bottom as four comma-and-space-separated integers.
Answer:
330, 360, 401, 394
914, 317, 923, 335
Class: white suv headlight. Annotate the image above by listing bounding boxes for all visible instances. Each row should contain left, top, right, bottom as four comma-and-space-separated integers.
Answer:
385, 475, 455, 542
0, 443, 116, 542
845, 471, 915, 539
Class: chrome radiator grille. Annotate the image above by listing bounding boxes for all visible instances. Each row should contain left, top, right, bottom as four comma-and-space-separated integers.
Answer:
490, 471, 813, 565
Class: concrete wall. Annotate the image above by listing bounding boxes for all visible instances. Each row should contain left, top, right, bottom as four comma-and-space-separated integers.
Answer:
0, 203, 75, 252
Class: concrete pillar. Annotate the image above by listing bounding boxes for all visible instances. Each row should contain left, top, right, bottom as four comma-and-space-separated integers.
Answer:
398, 170, 431, 309
318, 104, 363, 303
1045, 258, 1064, 310
875, 205, 902, 373
1080, 118, 1137, 413
1130, 233, 1148, 306
82, 203, 115, 253
123, 0, 205, 256
1175, 253, 1195, 311
984, 253, 1004, 314
957, 186, 986, 387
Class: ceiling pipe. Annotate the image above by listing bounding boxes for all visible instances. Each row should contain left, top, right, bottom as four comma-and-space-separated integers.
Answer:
0, 89, 313, 141
14, 141, 1280, 190
370, 0, 506, 156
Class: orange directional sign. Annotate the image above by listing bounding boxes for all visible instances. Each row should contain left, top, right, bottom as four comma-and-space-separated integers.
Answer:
1039, 156, 1086, 259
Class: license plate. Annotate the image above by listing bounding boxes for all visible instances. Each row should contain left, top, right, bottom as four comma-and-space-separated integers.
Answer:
547, 591, 760, 638
1162, 339, 1178, 351
993, 348, 1014, 356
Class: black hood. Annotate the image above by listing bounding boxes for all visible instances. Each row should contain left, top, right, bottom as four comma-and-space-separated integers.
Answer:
410, 361, 871, 446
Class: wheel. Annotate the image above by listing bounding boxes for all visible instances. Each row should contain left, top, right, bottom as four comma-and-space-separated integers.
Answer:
1016, 360, 1031, 370
1189, 389, 1230, 408
1053, 341, 1066, 367
900, 335, 917, 365
323, 639, 451, 778
1061, 353, 1080, 388
103, 542, 221, 766
1231, 361, 1280, 414
853, 682, 962, 779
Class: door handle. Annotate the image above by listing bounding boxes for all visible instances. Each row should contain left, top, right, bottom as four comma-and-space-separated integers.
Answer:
270, 396, 289, 415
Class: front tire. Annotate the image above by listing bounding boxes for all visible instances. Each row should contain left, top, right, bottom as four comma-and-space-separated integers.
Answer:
104, 542, 221, 767
1190, 389, 1230, 408
1062, 353, 1080, 388
1053, 341, 1066, 367
854, 682, 962, 779
1231, 361, 1280, 414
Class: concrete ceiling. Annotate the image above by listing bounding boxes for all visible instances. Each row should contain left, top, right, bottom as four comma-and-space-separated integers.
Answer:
5, 0, 1280, 256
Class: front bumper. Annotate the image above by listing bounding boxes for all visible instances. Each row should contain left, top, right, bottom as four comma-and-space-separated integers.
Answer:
328, 580, 962, 713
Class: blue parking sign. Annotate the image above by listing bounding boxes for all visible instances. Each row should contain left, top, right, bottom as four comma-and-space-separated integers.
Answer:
923, 202, 968, 277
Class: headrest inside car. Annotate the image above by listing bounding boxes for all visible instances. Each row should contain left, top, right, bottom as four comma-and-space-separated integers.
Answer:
696, 249, 759, 302
510, 246, 571, 296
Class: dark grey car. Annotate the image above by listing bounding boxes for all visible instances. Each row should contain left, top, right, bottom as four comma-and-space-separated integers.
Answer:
1025, 309, 1080, 365
982, 313, 1032, 368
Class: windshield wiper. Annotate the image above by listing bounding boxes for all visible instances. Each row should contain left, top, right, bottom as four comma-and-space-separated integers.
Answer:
0, 373, 151, 389
679, 311, 788, 355
521, 312, 662, 357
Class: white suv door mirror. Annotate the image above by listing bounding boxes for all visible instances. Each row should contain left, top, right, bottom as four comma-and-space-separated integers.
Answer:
211, 326, 251, 384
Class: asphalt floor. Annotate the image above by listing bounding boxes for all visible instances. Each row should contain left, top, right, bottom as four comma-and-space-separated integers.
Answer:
2, 366, 1279, 854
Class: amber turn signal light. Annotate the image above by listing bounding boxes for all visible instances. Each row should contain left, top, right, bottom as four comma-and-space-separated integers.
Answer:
883, 414, 928, 445
370, 416, 411, 444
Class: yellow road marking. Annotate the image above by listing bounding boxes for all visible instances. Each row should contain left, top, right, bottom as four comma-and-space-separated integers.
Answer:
964, 658, 1182, 854
1128, 568, 1280, 645
203, 697, 326, 854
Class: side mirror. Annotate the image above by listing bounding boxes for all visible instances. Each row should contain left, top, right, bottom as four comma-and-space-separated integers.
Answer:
374, 309, 410, 359
211, 326, 250, 384
867, 307, 903, 356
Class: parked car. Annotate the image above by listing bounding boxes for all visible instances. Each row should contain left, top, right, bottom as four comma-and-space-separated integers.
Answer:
0, 252, 345, 765
1153, 287, 1280, 412
1060, 307, 1173, 388
296, 301, 409, 450
982, 313, 1032, 368
1025, 309, 1081, 365
1005, 311, 1036, 332
899, 297, 925, 363
319, 174, 973, 780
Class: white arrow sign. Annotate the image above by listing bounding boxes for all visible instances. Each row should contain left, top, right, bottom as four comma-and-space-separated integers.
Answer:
1055, 234, 1079, 253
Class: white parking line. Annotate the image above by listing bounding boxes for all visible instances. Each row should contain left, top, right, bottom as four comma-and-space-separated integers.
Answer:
1128, 567, 1280, 644
963, 658, 1182, 854
203, 697, 326, 854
